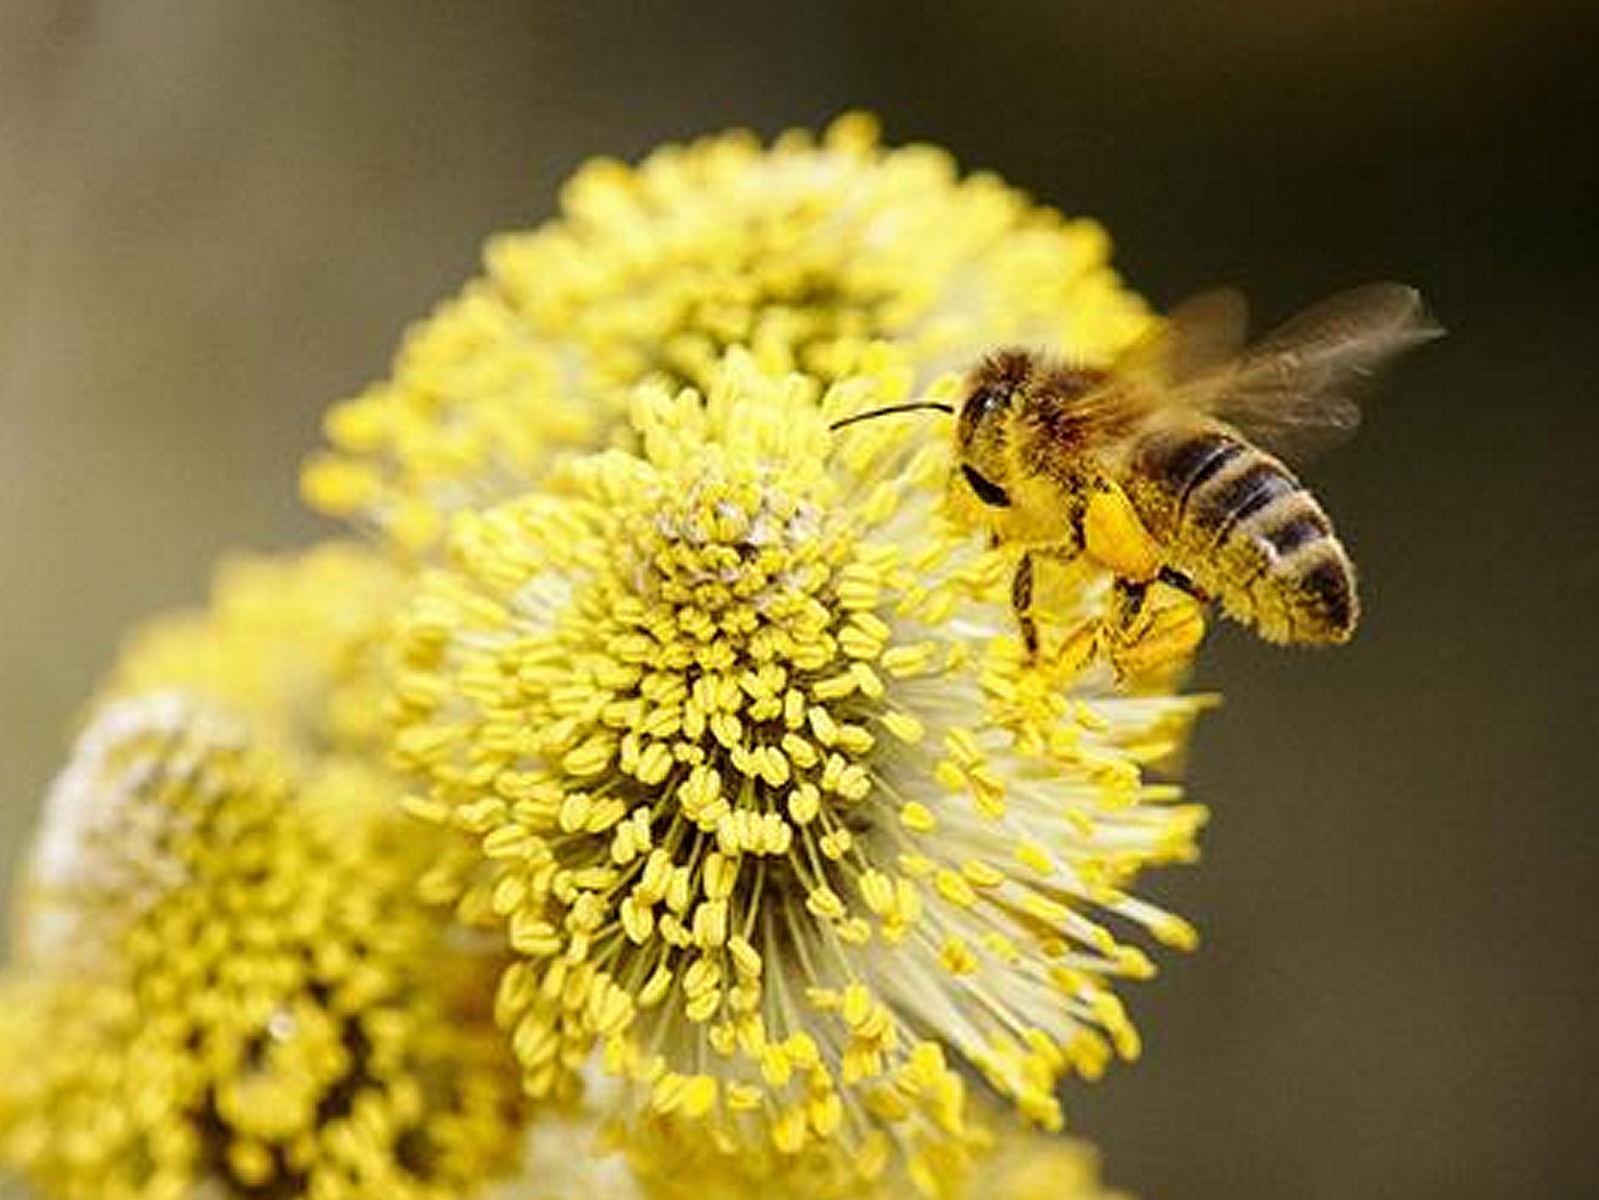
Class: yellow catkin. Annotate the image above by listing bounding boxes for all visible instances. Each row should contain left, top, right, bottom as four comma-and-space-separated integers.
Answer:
0, 548, 528, 1200
304, 113, 1153, 554
392, 351, 1208, 1187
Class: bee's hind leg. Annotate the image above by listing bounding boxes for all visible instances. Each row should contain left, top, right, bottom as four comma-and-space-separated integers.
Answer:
1156, 566, 1210, 603
1105, 576, 1207, 682
1108, 578, 1153, 641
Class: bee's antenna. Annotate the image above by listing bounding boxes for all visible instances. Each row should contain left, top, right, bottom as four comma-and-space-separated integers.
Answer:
829, 401, 955, 432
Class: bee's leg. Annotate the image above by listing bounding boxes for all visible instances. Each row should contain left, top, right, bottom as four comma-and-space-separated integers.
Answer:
1022, 543, 1106, 675
1011, 551, 1040, 660
1108, 578, 1152, 641
1156, 566, 1211, 603
1106, 576, 1206, 681
1083, 483, 1162, 583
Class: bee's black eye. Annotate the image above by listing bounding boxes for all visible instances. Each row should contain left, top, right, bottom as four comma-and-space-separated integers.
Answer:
961, 464, 1011, 508
966, 385, 1008, 423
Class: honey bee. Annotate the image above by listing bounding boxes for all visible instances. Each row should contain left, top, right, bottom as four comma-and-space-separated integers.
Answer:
837, 284, 1440, 674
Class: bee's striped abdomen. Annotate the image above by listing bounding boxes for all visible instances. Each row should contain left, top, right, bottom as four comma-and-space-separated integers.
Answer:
1130, 425, 1359, 644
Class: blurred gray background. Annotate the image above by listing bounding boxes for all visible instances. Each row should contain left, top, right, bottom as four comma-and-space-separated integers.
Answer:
2, 3, 1595, 1198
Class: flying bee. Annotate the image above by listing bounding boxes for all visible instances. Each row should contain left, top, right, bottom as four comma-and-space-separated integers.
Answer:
835, 283, 1440, 673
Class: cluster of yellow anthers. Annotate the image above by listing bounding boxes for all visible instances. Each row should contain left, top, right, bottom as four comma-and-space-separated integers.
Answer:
492, 1090, 1132, 1200
303, 112, 1151, 554
0, 550, 527, 1200
616, 1111, 1133, 1200
393, 351, 1205, 1190
3, 116, 1213, 1200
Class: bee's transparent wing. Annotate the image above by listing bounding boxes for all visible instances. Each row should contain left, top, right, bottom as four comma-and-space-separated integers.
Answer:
1159, 287, 1252, 381
1166, 283, 1442, 459
1087, 289, 1249, 443
1115, 288, 1249, 387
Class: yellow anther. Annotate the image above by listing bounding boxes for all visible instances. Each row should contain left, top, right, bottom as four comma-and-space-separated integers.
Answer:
940, 938, 978, 976
805, 886, 847, 921
881, 710, 925, 743
787, 782, 822, 825
1015, 839, 1055, 874
935, 869, 978, 907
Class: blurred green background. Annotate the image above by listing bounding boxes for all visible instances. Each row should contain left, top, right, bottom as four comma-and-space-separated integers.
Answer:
2, 3, 1594, 1198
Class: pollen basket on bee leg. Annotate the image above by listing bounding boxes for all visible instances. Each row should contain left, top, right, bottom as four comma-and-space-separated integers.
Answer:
1082, 486, 1163, 582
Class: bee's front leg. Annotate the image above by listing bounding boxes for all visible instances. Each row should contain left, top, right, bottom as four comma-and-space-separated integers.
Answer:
1011, 551, 1041, 660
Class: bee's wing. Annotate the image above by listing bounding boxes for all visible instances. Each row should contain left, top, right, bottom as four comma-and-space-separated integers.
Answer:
1161, 283, 1442, 459
1160, 287, 1253, 381
1115, 288, 1250, 387
1081, 289, 1250, 447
